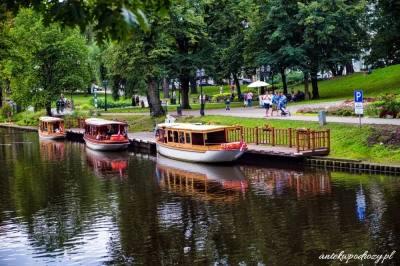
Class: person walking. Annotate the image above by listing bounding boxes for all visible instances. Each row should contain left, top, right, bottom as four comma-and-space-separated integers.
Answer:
225, 98, 231, 110
278, 92, 287, 115
262, 91, 272, 117
271, 90, 280, 116
246, 91, 253, 107
243, 93, 248, 108
219, 85, 223, 94
136, 96, 140, 106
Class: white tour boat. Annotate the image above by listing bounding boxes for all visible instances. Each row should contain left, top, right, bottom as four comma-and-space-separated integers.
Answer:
38, 116, 67, 140
83, 118, 130, 151
155, 123, 247, 163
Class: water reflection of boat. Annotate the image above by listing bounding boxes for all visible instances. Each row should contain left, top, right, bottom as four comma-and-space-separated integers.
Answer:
39, 139, 66, 161
85, 148, 129, 179
156, 155, 248, 201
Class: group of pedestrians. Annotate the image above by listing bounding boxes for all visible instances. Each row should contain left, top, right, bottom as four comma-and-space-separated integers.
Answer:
56, 93, 69, 114
261, 90, 288, 117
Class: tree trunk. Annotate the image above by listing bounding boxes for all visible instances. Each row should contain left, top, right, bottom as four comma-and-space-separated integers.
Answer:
329, 66, 337, 77
345, 62, 354, 75
190, 76, 197, 94
46, 105, 52, 116
338, 65, 344, 76
304, 73, 310, 100
163, 77, 169, 99
310, 72, 319, 99
233, 74, 241, 100
281, 68, 287, 94
181, 77, 191, 109
147, 78, 164, 117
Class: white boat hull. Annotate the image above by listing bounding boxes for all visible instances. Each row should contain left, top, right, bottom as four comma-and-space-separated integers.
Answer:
39, 131, 66, 140
156, 144, 246, 163
84, 137, 129, 151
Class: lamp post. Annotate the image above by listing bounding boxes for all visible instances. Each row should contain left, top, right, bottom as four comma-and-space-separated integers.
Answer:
266, 65, 273, 90
103, 79, 108, 111
196, 68, 205, 116
176, 78, 181, 106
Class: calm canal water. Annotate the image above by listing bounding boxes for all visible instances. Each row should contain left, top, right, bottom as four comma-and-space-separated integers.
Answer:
0, 127, 399, 265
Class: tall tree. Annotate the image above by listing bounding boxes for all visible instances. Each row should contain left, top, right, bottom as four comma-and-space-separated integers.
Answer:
6, 9, 90, 115
102, 13, 173, 117
207, 0, 254, 97
297, 0, 364, 98
165, 1, 211, 109
366, 0, 400, 66
247, 0, 307, 94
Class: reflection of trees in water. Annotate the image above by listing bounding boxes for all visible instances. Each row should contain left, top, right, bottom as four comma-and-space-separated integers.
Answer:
240, 167, 332, 197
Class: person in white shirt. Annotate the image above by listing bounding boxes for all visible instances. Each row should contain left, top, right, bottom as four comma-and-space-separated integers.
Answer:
262, 91, 272, 117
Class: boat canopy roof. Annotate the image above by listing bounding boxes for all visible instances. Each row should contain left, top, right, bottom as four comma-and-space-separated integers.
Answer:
39, 116, 64, 122
157, 123, 235, 132
85, 118, 128, 126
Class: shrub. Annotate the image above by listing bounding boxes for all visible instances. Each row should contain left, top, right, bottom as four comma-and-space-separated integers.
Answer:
212, 93, 231, 102
380, 110, 397, 118
1, 105, 12, 117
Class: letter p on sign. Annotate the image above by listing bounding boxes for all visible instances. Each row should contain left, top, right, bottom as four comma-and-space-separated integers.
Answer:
354, 90, 363, 103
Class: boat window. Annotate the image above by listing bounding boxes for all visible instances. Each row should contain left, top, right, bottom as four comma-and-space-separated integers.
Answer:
205, 131, 225, 145
185, 133, 191, 144
173, 131, 178, 143
192, 133, 204, 145
179, 131, 184, 143
167, 130, 173, 142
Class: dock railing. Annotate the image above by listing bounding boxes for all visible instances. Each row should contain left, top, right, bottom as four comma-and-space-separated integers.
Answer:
64, 117, 86, 129
227, 125, 330, 154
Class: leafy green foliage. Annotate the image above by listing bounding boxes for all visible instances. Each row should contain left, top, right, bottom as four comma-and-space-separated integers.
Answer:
5, 0, 173, 44
6, 9, 91, 113
1, 104, 12, 117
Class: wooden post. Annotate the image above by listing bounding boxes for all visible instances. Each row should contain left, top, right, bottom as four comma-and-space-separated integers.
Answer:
296, 130, 300, 153
271, 127, 275, 146
255, 127, 259, 145
240, 126, 243, 142
288, 128, 292, 147
327, 129, 330, 152
311, 131, 316, 153
307, 128, 311, 150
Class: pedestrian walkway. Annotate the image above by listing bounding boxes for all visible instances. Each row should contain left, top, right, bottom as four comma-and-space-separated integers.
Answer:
101, 100, 400, 126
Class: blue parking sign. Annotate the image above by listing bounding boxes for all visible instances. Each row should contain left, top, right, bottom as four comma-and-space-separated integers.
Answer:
354, 90, 363, 103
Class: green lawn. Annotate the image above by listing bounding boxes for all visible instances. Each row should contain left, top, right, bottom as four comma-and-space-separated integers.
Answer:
286, 64, 400, 101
